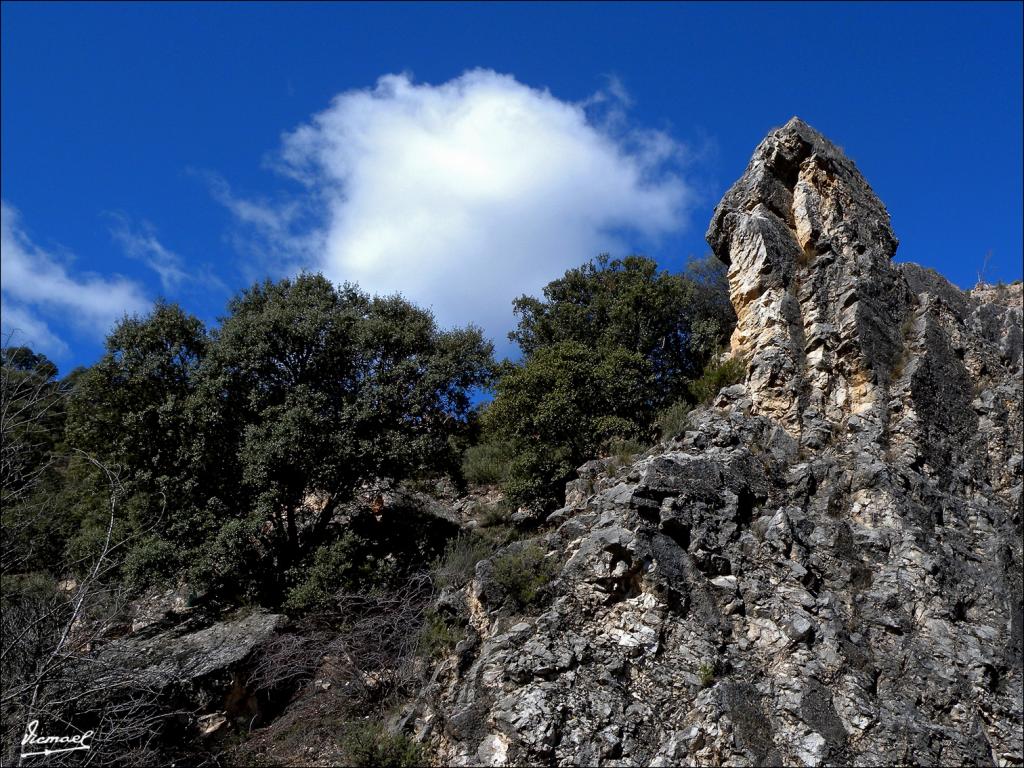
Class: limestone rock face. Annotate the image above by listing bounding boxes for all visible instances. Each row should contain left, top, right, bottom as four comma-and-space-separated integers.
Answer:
707, 117, 907, 439
410, 119, 1023, 766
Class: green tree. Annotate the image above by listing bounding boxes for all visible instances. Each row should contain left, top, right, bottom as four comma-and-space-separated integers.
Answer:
1, 346, 62, 498
476, 254, 734, 507
682, 254, 736, 363
510, 254, 733, 406
2, 346, 58, 378
66, 301, 208, 477
192, 275, 492, 577
485, 341, 653, 506
66, 276, 493, 600
65, 301, 210, 568
1, 345, 66, 574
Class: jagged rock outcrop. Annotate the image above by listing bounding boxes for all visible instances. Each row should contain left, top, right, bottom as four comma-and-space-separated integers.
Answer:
81, 610, 286, 737
97, 611, 285, 693
409, 119, 1023, 766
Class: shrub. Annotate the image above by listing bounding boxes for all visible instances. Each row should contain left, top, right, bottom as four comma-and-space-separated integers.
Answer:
284, 533, 397, 613
188, 514, 274, 602
476, 501, 512, 528
122, 535, 179, 590
698, 662, 716, 688
688, 356, 746, 404
339, 722, 424, 768
891, 313, 915, 380
417, 610, 461, 658
429, 524, 521, 592
478, 524, 519, 547
491, 543, 558, 609
657, 400, 692, 440
462, 441, 512, 486
431, 534, 495, 590
606, 436, 646, 465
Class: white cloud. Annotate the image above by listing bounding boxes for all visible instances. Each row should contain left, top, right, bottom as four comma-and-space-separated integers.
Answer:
200, 171, 299, 235
1, 202, 150, 358
107, 213, 187, 291
0, 303, 68, 358
223, 70, 691, 350
194, 169, 319, 281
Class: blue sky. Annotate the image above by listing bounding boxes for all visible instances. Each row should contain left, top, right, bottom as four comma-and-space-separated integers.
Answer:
2, 1, 1021, 372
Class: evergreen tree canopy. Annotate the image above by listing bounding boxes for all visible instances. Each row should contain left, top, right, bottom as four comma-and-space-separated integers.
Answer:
485, 341, 654, 507
480, 254, 735, 508
64, 274, 494, 600
509, 254, 734, 406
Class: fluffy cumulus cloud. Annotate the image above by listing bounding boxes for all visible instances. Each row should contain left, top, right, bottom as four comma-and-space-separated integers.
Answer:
231, 70, 692, 347
1, 202, 150, 358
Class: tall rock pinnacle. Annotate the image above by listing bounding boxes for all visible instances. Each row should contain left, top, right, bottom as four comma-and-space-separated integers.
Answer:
707, 117, 908, 443
707, 117, 1021, 501
409, 119, 1023, 768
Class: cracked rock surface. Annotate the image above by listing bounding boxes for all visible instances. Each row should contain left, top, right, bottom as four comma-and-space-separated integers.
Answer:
408, 118, 1023, 767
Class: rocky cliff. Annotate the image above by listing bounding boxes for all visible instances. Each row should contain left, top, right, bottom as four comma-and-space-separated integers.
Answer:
408, 118, 1024, 766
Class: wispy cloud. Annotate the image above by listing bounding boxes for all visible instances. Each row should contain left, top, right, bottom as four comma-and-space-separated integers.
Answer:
214, 70, 692, 350
0, 303, 69, 358
201, 171, 299, 234
192, 169, 317, 282
0, 202, 150, 358
107, 213, 187, 291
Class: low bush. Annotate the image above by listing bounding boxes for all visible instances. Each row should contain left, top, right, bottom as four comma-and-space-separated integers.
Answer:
284, 534, 398, 613
476, 501, 512, 528
339, 722, 424, 768
491, 542, 558, 609
656, 400, 692, 440
417, 610, 461, 658
462, 441, 513, 486
476, 524, 519, 549
688, 355, 746, 404
121, 535, 179, 591
431, 534, 494, 590
605, 436, 647, 466
698, 662, 716, 688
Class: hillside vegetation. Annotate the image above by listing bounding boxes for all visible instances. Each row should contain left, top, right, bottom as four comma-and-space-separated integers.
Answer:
0, 253, 736, 764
